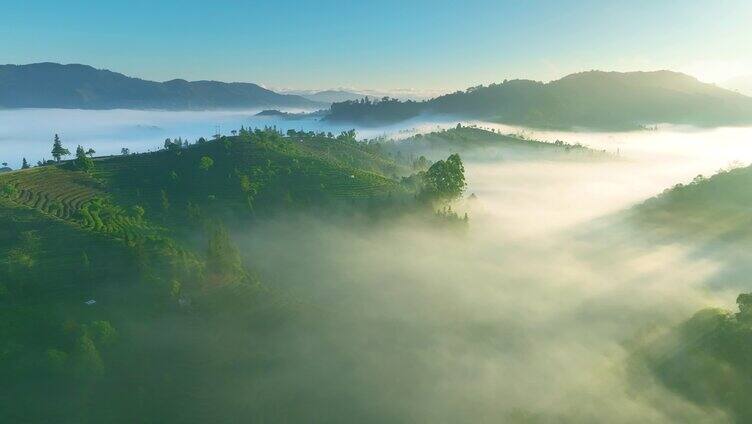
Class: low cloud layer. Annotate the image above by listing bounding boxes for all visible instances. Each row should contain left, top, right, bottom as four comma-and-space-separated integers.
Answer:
224, 131, 748, 421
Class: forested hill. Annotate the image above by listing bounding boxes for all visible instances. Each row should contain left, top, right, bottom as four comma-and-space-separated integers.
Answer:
0, 128, 441, 421
0, 63, 322, 110
626, 161, 752, 423
326, 70, 752, 130
378, 125, 607, 162
633, 163, 752, 244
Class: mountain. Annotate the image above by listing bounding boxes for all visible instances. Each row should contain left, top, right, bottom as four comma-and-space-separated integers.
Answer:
326, 70, 752, 130
0, 62, 322, 110
254, 109, 328, 119
299, 89, 367, 104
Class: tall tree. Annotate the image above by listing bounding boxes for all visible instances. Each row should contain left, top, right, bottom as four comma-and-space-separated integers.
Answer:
51, 134, 70, 162
21, 158, 30, 169
420, 153, 466, 202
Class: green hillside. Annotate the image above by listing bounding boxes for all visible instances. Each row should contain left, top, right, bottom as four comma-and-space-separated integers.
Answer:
0, 128, 427, 422
629, 165, 752, 422
633, 164, 752, 244
635, 297, 752, 423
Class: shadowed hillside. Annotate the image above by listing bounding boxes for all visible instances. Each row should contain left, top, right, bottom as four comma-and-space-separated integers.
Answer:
628, 164, 752, 422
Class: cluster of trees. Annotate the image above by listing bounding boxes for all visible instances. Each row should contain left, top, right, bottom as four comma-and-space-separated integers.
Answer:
419, 153, 466, 203
11, 134, 97, 171
164, 137, 190, 151
328, 96, 423, 125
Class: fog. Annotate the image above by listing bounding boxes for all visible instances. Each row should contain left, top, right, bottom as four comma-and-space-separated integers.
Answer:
0, 108, 408, 168
222, 123, 752, 421
5, 108, 752, 421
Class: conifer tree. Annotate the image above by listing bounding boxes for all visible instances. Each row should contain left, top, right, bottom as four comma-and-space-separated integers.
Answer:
51, 134, 70, 162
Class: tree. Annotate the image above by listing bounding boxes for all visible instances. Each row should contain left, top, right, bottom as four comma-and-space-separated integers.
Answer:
199, 156, 214, 171
160, 190, 170, 214
205, 223, 244, 283
45, 349, 69, 374
412, 155, 430, 171
89, 320, 117, 348
74, 145, 94, 172
420, 153, 466, 202
121, 147, 130, 155
1, 162, 7, 167
73, 333, 104, 378
737, 293, 752, 320
21, 158, 30, 169
51, 134, 70, 162
86, 148, 96, 157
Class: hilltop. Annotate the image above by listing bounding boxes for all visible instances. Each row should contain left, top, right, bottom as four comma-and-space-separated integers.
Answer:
0, 128, 455, 421
633, 164, 752, 244
326, 71, 752, 130
0, 63, 322, 110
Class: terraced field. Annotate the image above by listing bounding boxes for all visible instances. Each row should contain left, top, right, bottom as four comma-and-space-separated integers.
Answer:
0, 197, 134, 301
0, 166, 160, 244
0, 133, 409, 248
0, 167, 103, 219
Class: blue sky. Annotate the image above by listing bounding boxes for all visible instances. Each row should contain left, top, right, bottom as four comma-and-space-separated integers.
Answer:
2, 0, 750, 93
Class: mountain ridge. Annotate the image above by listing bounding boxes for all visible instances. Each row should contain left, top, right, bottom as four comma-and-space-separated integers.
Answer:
0, 62, 323, 110
326, 70, 752, 130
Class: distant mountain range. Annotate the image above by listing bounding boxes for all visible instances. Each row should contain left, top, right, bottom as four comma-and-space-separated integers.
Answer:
279, 88, 438, 103
326, 70, 752, 130
0, 63, 323, 110
289, 89, 368, 104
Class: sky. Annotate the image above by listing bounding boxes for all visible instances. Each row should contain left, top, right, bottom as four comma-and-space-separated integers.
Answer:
1, 0, 751, 94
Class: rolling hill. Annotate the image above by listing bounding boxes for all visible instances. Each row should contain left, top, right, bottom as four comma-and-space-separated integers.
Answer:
0, 129, 420, 422
633, 164, 752, 244
378, 125, 608, 162
0, 63, 322, 110
326, 71, 752, 130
